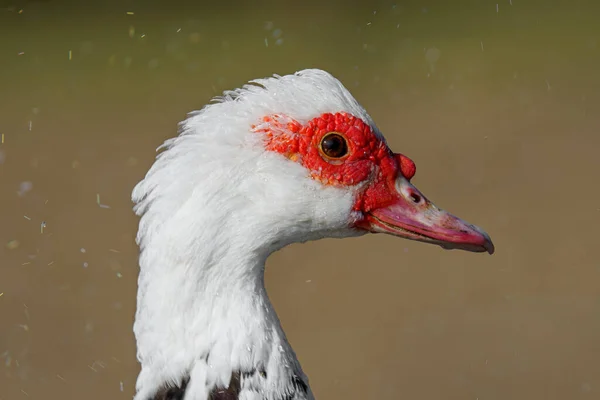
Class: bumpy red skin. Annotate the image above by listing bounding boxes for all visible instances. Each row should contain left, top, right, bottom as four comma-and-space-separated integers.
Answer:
252, 112, 416, 216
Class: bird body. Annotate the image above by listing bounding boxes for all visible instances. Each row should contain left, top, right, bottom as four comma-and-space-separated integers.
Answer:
132, 69, 493, 400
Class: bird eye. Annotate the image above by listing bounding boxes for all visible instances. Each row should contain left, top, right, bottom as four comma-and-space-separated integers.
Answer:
320, 133, 348, 159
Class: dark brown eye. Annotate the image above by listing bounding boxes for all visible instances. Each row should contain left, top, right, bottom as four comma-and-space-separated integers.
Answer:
320, 133, 348, 159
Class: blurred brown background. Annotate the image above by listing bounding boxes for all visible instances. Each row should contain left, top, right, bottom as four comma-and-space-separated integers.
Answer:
1, 0, 599, 399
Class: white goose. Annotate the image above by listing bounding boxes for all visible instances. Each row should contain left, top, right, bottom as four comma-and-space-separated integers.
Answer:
131, 69, 494, 400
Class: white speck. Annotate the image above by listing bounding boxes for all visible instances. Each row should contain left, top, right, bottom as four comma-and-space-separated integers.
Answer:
83, 262, 89, 268
28, 120, 32, 131
80, 248, 86, 253
18, 181, 33, 196
496, 3, 499, 12
425, 47, 441, 73
305, 280, 312, 283
68, 50, 72, 60
18, 52, 24, 56
120, 381, 124, 392
545, 80, 551, 91
176, 28, 181, 33
116, 272, 122, 278
264, 38, 268, 47
23, 215, 31, 220
3, 352, 12, 367
480, 41, 484, 51
97, 193, 111, 209
367, 22, 372, 26
126, 11, 134, 15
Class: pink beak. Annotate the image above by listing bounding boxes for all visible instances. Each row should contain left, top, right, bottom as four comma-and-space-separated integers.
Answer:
363, 176, 494, 254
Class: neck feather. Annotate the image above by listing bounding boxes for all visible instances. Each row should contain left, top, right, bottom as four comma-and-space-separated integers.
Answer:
133, 201, 315, 400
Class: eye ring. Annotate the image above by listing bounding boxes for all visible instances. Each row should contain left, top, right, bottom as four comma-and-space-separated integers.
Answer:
319, 132, 349, 159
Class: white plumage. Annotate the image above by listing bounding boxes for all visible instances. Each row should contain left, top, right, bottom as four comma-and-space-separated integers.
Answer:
132, 69, 493, 400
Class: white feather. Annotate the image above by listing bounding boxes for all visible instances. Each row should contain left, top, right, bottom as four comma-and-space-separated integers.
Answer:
132, 69, 380, 400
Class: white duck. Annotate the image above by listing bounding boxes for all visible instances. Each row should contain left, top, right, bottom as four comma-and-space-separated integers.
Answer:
131, 69, 494, 400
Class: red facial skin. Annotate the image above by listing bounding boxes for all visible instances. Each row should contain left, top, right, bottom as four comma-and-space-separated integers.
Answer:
252, 112, 415, 218
252, 111, 495, 255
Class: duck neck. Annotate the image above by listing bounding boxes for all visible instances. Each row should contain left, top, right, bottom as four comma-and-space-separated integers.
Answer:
133, 236, 311, 400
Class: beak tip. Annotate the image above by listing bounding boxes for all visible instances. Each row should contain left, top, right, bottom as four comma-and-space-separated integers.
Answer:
438, 228, 494, 255
481, 231, 495, 255
485, 241, 495, 255
470, 223, 495, 255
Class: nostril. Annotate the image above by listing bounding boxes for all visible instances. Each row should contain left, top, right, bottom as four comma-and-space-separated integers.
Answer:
409, 191, 421, 204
